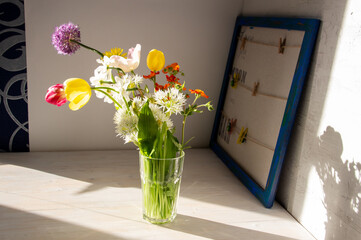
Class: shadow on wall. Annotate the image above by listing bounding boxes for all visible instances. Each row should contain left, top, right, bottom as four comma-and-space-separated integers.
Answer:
271, 0, 354, 239
316, 126, 361, 239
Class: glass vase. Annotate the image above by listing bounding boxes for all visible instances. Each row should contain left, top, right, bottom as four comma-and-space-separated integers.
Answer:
139, 151, 184, 224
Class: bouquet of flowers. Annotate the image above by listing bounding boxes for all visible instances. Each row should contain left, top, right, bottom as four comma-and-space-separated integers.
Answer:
45, 22, 213, 223
46, 22, 212, 155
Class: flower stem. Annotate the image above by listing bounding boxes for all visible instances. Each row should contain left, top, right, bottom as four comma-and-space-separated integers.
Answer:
152, 75, 157, 89
92, 88, 122, 109
70, 39, 104, 58
99, 80, 114, 84
108, 66, 125, 75
137, 84, 144, 98
92, 86, 119, 93
192, 95, 200, 106
181, 115, 187, 147
111, 73, 116, 84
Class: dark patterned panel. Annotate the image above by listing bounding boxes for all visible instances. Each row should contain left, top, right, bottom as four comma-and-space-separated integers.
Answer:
0, 0, 28, 152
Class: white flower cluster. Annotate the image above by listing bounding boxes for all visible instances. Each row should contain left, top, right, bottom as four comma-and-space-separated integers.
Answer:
113, 96, 175, 144
149, 102, 174, 129
114, 107, 138, 144
154, 88, 186, 115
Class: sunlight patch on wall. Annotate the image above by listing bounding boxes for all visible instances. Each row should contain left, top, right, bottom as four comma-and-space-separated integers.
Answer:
317, 0, 361, 163
300, 165, 327, 240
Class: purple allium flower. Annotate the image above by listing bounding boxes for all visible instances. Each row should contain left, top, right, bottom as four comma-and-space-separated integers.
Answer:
52, 22, 81, 55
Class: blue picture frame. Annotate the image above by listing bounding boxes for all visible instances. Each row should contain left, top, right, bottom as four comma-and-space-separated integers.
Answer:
210, 16, 320, 208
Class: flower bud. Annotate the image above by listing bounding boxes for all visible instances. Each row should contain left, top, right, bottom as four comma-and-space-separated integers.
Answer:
147, 49, 165, 72
45, 84, 67, 106
206, 102, 214, 111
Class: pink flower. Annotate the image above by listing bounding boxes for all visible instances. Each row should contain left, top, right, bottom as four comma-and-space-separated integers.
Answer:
109, 44, 141, 72
45, 84, 67, 106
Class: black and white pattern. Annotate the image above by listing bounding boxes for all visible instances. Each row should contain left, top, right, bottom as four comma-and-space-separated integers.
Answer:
0, 0, 28, 152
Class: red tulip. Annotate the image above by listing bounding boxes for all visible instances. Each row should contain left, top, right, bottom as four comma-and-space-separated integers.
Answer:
45, 84, 67, 106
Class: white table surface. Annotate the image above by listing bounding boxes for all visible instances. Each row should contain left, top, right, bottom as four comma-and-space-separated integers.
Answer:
0, 149, 314, 240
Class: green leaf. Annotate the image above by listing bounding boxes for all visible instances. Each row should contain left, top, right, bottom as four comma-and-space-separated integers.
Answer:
152, 122, 179, 159
164, 129, 179, 158
137, 101, 159, 156
151, 123, 167, 159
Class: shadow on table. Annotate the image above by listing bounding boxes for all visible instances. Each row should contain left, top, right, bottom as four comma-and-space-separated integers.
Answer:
163, 214, 300, 240
0, 205, 126, 240
0, 150, 141, 193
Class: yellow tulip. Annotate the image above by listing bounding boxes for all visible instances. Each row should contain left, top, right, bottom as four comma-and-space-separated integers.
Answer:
146, 49, 165, 72
64, 78, 92, 111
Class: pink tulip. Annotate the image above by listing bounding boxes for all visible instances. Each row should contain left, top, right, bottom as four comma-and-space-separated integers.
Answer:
45, 84, 67, 106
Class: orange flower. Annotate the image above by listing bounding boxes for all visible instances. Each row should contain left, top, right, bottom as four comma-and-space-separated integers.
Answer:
166, 75, 180, 84
189, 89, 209, 98
169, 63, 180, 71
155, 83, 171, 91
162, 62, 180, 73
143, 71, 159, 79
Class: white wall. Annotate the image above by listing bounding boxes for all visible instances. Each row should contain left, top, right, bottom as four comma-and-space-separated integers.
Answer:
25, 0, 242, 151
239, 0, 361, 240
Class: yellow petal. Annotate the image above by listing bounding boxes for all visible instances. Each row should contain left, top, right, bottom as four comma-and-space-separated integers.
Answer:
64, 78, 91, 111
147, 49, 165, 72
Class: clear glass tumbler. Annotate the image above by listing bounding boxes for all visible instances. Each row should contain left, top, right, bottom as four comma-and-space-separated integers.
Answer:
139, 151, 184, 224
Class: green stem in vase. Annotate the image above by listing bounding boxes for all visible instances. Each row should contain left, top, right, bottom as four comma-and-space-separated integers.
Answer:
141, 151, 183, 223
